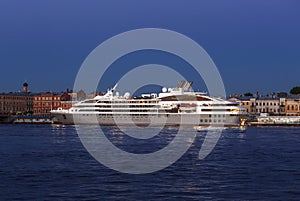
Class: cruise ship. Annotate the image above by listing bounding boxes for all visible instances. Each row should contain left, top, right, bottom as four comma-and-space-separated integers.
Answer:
51, 81, 247, 126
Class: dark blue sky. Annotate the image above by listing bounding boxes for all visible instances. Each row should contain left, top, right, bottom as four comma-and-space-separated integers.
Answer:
0, 0, 299, 95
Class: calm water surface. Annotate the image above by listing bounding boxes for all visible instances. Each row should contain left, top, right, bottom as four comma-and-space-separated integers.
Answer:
0, 124, 300, 200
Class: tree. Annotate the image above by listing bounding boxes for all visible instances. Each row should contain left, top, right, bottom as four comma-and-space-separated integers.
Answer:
290, 86, 300, 95
244, 92, 253, 97
277, 92, 288, 98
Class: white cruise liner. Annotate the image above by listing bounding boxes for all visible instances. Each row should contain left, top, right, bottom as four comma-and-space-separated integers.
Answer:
51, 81, 247, 126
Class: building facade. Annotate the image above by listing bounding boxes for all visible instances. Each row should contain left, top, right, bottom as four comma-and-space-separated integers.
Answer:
249, 97, 286, 116
0, 83, 77, 117
229, 96, 286, 116
33, 93, 61, 116
60, 101, 76, 110
0, 93, 33, 115
0, 83, 33, 115
285, 98, 300, 116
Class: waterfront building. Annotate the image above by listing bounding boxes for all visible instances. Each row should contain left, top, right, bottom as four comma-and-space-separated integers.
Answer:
33, 91, 71, 116
0, 83, 81, 117
60, 101, 77, 110
228, 97, 251, 113
250, 97, 285, 116
0, 83, 33, 115
229, 96, 286, 116
285, 96, 300, 116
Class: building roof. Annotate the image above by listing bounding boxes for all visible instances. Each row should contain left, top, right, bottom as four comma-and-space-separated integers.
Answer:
229, 96, 281, 101
286, 94, 300, 99
0, 92, 64, 97
256, 97, 280, 101
228, 96, 252, 101
0, 92, 37, 97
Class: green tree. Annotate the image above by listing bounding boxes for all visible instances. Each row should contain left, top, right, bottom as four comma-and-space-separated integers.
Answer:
244, 92, 253, 97
290, 86, 300, 94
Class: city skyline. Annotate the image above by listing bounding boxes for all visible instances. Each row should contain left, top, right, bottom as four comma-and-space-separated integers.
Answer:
0, 1, 299, 95
1, 80, 299, 98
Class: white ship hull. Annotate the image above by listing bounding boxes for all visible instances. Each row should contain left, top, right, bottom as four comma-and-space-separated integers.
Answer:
52, 112, 245, 127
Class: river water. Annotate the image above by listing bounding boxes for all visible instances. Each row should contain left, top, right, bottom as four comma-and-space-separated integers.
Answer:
1, 124, 300, 200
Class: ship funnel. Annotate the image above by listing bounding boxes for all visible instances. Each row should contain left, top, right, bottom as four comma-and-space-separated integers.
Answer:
184, 81, 193, 91
176, 80, 185, 88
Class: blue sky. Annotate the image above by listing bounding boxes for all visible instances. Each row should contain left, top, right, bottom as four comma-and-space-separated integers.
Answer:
0, 0, 299, 95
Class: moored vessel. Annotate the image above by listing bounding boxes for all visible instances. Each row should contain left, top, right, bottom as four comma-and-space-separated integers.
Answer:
51, 81, 247, 127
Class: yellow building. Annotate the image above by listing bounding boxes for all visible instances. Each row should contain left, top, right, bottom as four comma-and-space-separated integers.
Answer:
229, 96, 286, 116
285, 99, 300, 116
229, 97, 251, 113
